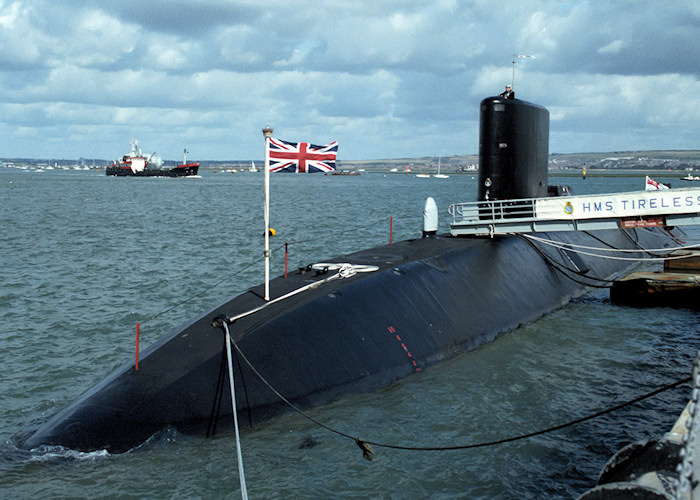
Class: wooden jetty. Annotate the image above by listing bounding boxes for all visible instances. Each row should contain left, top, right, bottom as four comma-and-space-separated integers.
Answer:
610, 250, 700, 310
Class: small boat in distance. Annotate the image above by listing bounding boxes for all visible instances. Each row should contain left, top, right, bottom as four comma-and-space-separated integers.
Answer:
433, 157, 449, 178
329, 170, 360, 176
106, 141, 199, 177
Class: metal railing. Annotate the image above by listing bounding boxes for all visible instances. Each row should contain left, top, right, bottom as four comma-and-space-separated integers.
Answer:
448, 189, 700, 236
448, 198, 538, 225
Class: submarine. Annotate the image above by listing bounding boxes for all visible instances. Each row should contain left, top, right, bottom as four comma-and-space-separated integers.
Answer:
22, 97, 681, 453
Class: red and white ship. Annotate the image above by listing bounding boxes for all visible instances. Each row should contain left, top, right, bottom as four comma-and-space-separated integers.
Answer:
106, 140, 199, 177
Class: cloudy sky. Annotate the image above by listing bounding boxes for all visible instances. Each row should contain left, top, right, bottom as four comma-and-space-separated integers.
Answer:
1, 0, 698, 162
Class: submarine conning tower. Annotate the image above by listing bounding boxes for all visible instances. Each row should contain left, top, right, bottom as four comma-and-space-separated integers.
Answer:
478, 97, 550, 201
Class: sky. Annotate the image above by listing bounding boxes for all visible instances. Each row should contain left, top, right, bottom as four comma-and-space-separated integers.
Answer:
1, 0, 698, 162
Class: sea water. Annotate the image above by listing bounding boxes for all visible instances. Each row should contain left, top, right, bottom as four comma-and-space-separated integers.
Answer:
1, 168, 698, 498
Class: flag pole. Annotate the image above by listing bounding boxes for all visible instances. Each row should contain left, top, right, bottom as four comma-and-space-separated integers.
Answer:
512, 54, 535, 90
262, 126, 273, 301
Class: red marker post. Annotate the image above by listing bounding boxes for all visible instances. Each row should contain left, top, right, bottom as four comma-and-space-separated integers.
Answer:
135, 323, 140, 371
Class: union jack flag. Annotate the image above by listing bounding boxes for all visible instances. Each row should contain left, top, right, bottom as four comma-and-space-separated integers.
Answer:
268, 138, 338, 173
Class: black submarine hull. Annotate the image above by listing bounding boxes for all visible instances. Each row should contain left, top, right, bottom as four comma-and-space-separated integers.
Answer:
22, 96, 680, 453
22, 227, 677, 453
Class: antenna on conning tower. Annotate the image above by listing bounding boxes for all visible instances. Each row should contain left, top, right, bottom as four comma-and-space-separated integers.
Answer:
511, 54, 535, 88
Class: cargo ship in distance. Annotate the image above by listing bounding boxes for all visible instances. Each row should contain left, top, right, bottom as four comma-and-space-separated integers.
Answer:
106, 140, 199, 177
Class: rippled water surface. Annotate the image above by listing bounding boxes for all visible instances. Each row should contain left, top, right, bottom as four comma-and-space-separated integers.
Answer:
1, 168, 698, 498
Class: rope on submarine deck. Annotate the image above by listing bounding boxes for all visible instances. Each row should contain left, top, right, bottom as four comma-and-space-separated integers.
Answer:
517, 235, 620, 288
221, 321, 248, 500
204, 240, 697, 461
516, 231, 700, 289
217, 321, 691, 461
219, 263, 379, 325
521, 233, 700, 262
213, 262, 381, 464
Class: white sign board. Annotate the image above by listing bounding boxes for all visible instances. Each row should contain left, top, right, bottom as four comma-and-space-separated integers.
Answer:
535, 188, 700, 220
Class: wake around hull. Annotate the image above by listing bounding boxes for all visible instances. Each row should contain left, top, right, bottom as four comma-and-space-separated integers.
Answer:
21, 227, 678, 453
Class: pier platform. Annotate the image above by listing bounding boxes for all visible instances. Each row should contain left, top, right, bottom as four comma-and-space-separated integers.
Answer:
610, 250, 700, 310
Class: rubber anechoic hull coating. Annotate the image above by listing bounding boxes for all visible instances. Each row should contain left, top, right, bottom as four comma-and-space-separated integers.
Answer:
22, 227, 675, 453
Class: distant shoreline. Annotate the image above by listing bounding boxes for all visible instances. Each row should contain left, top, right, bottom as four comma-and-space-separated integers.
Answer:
3, 150, 699, 175
549, 169, 699, 178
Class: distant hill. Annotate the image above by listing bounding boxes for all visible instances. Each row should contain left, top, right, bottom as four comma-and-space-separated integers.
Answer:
547, 150, 700, 173
337, 155, 477, 172
338, 150, 700, 173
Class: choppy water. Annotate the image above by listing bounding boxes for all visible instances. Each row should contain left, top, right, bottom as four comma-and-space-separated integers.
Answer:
1, 168, 699, 498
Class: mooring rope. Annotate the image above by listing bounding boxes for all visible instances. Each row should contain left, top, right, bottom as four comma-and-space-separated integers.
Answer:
517, 235, 617, 288
224, 328, 356, 439
517, 230, 700, 291
220, 320, 248, 500
220, 326, 691, 460
522, 233, 700, 261
206, 337, 228, 438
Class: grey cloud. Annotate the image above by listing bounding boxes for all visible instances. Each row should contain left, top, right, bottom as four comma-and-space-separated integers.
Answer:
0, 0, 698, 160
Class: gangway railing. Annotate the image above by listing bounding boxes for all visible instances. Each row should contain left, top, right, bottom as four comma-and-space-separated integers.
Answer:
449, 187, 700, 237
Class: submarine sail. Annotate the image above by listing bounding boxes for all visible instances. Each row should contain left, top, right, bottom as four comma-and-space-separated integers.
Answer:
478, 97, 549, 201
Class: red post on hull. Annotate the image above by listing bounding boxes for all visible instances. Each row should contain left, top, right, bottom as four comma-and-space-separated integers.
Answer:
135, 323, 140, 371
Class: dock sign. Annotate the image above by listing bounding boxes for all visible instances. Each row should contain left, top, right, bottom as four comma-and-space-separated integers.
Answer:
535, 188, 700, 220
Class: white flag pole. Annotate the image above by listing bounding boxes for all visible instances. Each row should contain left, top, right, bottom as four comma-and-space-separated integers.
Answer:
262, 127, 273, 301
512, 54, 535, 90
